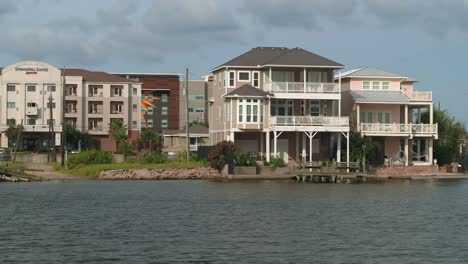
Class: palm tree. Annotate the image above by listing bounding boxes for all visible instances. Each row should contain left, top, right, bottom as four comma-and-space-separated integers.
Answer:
5, 119, 23, 148
108, 119, 128, 153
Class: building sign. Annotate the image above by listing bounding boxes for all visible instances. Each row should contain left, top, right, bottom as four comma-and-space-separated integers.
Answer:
15, 67, 48, 75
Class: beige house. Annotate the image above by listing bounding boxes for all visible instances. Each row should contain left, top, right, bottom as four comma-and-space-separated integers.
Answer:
338, 67, 437, 166
0, 61, 142, 151
179, 79, 212, 128
210, 47, 350, 164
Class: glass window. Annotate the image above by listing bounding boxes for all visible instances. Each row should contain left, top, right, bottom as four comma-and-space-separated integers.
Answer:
132, 104, 137, 112
47, 85, 56, 92
309, 72, 321, 82
360, 112, 366, 123
322, 72, 328, 82
382, 81, 390, 90
238, 72, 250, 81
195, 95, 204, 100
238, 104, 243, 123
27, 85, 36, 92
132, 121, 137, 128
161, 93, 168, 102
162, 107, 168, 115
229, 71, 235, 87
7, 84, 15, 92
196, 108, 204, 113
238, 99, 263, 124
7, 102, 16, 108
378, 112, 383, 123
253, 72, 259, 88
373, 82, 380, 89
27, 119, 36, 125
147, 107, 153, 115
147, 119, 154, 128
310, 101, 320, 116
161, 119, 168, 128
384, 113, 391, 123
253, 105, 258, 122
363, 81, 370, 89
132, 88, 138, 96
367, 112, 373, 123
188, 108, 194, 113
47, 102, 56, 109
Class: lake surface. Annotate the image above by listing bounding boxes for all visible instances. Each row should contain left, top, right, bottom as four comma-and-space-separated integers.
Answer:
1, 180, 468, 263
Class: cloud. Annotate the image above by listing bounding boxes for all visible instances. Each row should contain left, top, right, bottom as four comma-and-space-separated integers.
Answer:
0, 0, 17, 17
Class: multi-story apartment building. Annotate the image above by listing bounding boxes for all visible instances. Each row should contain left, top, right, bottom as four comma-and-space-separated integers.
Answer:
210, 47, 350, 164
338, 67, 438, 166
0, 61, 142, 151
179, 79, 212, 128
114, 73, 180, 133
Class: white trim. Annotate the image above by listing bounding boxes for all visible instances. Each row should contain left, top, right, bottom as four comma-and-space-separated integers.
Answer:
228, 70, 236, 88
262, 64, 344, 68
237, 71, 251, 82
252, 71, 260, 88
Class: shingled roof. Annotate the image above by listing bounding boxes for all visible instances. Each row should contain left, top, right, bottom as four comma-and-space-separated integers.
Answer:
213, 47, 343, 71
224, 84, 271, 98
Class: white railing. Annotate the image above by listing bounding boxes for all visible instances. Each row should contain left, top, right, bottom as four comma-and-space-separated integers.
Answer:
271, 116, 349, 127
360, 123, 438, 135
408, 91, 432, 101
264, 82, 339, 94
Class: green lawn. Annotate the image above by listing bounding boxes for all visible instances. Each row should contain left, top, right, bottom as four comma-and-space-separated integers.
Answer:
53, 161, 210, 180
0, 162, 28, 170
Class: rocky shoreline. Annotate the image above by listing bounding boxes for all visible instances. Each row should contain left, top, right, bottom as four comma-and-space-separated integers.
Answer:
98, 167, 222, 180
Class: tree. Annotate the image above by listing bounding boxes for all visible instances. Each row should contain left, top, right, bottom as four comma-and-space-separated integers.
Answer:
108, 119, 128, 153
346, 131, 383, 166
65, 125, 100, 151
421, 109, 467, 165
5, 119, 23, 148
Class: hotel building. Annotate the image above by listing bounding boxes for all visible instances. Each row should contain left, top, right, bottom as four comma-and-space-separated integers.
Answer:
0, 61, 142, 151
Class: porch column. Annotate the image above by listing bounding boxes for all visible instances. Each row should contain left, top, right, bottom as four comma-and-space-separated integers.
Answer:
337, 132, 341, 162
230, 131, 235, 143
346, 132, 350, 165
417, 139, 421, 161
260, 132, 264, 158
338, 70, 342, 117
273, 131, 277, 159
405, 105, 408, 124
302, 133, 306, 162
309, 133, 313, 163
356, 104, 360, 132
266, 131, 270, 162
269, 67, 272, 91
295, 132, 299, 162
429, 103, 434, 124
404, 138, 409, 166
303, 67, 306, 93
429, 138, 434, 165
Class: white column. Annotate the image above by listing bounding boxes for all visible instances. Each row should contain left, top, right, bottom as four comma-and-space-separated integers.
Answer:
302, 133, 306, 162
260, 132, 264, 158
309, 133, 313, 163
273, 131, 277, 159
356, 104, 360, 131
269, 67, 272, 91
338, 70, 342, 117
404, 138, 409, 166
417, 139, 421, 161
266, 131, 270, 162
429, 138, 434, 164
337, 132, 341, 163
303, 67, 306, 93
230, 131, 235, 143
429, 103, 433, 124
346, 132, 350, 165
295, 132, 299, 162
405, 105, 408, 124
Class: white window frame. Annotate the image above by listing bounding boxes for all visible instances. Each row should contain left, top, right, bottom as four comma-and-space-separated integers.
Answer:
237, 71, 250, 82
252, 71, 260, 88
382, 81, 390, 90
377, 112, 391, 123
7, 102, 16, 109
228, 71, 236, 88
161, 106, 168, 115
372, 81, 380, 90
309, 101, 320, 116
363, 81, 370, 89
238, 98, 263, 124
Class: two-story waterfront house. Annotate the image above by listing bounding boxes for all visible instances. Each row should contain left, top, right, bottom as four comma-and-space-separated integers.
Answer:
210, 47, 350, 164
338, 67, 438, 166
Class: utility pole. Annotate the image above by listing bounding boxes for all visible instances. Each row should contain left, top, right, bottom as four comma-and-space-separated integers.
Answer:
12, 119, 23, 163
49, 94, 56, 162
185, 68, 190, 162
61, 68, 67, 167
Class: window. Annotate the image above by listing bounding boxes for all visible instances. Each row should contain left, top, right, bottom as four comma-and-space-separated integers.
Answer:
132, 104, 137, 112
188, 108, 194, 113
66, 85, 77, 96
147, 107, 153, 115
161, 119, 168, 128
161, 93, 168, 102
132, 121, 137, 128
300, 101, 305, 116
195, 95, 204, 100
361, 112, 373, 123
47, 102, 56, 109
27, 119, 36, 125
238, 71, 250, 82
112, 104, 123, 114
47, 85, 56, 92
7, 84, 15, 92
372, 82, 380, 89
132, 87, 138, 96
162, 107, 168, 115
252, 71, 260, 88
47, 119, 55, 126
195, 108, 204, 113
147, 119, 153, 128
309, 101, 320, 116
322, 72, 329, 82
27, 102, 37, 107
382, 81, 390, 90
363, 81, 370, 89
7, 102, 16, 109
228, 71, 235, 87
27, 85, 36, 92
112, 86, 123, 96
378, 112, 391, 123
238, 99, 264, 124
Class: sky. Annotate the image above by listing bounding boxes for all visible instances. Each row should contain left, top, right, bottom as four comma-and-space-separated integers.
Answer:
0, 0, 467, 123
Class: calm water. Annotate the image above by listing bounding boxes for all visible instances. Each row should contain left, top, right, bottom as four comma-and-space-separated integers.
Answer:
1, 180, 468, 263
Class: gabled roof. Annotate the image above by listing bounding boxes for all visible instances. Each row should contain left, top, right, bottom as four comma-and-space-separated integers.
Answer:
335, 67, 418, 82
65, 69, 137, 83
213, 47, 343, 72
349, 90, 410, 104
224, 84, 271, 98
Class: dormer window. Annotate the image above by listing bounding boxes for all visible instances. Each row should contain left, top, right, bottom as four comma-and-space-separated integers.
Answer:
363, 81, 370, 89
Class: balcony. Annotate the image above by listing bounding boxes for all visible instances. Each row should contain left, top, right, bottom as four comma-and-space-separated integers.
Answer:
26, 106, 38, 116
406, 91, 432, 102
264, 82, 340, 100
360, 123, 438, 137
270, 116, 349, 132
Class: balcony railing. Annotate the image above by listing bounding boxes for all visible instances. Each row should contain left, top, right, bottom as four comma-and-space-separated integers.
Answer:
264, 82, 339, 94
271, 116, 349, 127
407, 91, 432, 101
360, 123, 438, 135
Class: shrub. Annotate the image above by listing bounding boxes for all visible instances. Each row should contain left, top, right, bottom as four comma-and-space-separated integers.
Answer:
67, 150, 113, 168
270, 158, 286, 168
208, 141, 240, 171
144, 152, 167, 164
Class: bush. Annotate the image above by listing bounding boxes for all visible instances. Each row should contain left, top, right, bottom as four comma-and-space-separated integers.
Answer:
270, 158, 286, 168
208, 141, 240, 171
67, 150, 113, 168
144, 152, 167, 164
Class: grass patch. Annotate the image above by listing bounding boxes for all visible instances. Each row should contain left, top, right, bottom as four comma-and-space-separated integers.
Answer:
54, 160, 210, 180
0, 162, 28, 170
